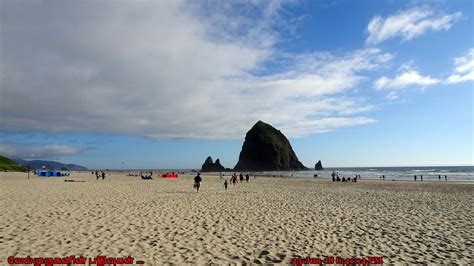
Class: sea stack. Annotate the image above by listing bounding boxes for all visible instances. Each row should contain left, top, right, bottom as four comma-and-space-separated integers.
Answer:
315, 160, 323, 170
201, 156, 225, 172
234, 121, 308, 171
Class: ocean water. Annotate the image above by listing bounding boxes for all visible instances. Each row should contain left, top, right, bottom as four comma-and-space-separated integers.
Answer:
253, 166, 474, 182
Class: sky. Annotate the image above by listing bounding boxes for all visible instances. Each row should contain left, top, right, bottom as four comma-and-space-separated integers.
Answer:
0, 0, 472, 169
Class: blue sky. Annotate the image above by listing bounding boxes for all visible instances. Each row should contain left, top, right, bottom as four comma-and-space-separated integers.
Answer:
0, 0, 472, 169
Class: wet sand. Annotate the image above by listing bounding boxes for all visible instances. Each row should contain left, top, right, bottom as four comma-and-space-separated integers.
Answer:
1, 172, 473, 264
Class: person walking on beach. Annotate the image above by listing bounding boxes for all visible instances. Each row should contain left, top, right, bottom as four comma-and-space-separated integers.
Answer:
239, 173, 244, 182
439, 175, 441, 181
445, 175, 447, 182
420, 174, 423, 181
331, 172, 336, 182
245, 174, 249, 182
414, 175, 417, 181
194, 173, 202, 192
383, 175, 385, 180
232, 174, 237, 186
102, 172, 105, 180
224, 179, 228, 191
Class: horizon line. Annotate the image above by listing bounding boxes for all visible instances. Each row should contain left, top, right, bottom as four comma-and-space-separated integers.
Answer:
88, 165, 474, 171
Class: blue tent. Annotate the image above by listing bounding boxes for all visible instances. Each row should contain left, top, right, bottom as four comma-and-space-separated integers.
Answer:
37, 170, 69, 177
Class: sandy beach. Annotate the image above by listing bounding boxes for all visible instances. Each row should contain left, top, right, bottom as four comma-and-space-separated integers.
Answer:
1, 172, 472, 265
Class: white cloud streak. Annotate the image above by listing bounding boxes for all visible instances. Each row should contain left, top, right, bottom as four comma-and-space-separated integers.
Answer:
0, 142, 84, 159
366, 7, 462, 45
0, 0, 389, 140
446, 48, 474, 84
374, 70, 439, 90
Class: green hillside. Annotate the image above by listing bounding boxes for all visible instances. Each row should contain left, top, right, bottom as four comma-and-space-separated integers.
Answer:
0, 155, 27, 172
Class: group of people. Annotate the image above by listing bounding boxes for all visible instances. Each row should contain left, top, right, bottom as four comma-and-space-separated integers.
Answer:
413, 174, 448, 181
93, 171, 106, 180
193, 172, 252, 192
331, 171, 359, 182
229, 173, 250, 185
127, 173, 141, 177
141, 171, 153, 180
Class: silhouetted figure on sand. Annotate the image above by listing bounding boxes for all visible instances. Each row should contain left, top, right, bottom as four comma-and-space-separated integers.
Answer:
240, 173, 244, 182
224, 180, 228, 191
336, 176, 341, 182
194, 173, 202, 192
414, 175, 417, 181
439, 175, 441, 181
421, 175, 423, 181
101, 172, 105, 180
445, 175, 447, 182
331, 172, 336, 182
245, 174, 249, 182
383, 175, 385, 180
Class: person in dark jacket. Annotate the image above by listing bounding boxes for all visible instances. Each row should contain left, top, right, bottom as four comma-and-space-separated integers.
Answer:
194, 173, 202, 192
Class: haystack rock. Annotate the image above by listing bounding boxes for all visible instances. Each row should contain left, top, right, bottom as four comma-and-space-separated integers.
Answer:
315, 160, 323, 170
234, 121, 308, 171
201, 156, 225, 172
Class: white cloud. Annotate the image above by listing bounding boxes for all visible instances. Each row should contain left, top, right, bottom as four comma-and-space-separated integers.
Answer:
446, 48, 474, 83
374, 70, 439, 90
0, 1, 388, 140
386, 91, 399, 100
279, 117, 376, 138
366, 7, 462, 45
0, 142, 84, 159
